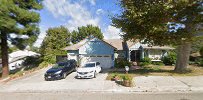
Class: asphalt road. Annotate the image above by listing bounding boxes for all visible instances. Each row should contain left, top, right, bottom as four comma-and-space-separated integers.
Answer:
0, 92, 203, 100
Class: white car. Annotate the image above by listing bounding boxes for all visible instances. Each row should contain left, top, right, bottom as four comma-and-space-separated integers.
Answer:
77, 62, 102, 78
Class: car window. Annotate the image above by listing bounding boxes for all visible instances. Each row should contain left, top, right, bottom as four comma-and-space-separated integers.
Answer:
96, 62, 100, 66
58, 62, 70, 66
52, 64, 65, 68
84, 63, 95, 67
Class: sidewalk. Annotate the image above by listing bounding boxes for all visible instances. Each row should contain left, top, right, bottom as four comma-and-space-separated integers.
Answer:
93, 76, 203, 93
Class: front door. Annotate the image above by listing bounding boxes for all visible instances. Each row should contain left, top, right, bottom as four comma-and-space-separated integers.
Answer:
130, 50, 140, 61
135, 50, 141, 61
130, 51, 135, 61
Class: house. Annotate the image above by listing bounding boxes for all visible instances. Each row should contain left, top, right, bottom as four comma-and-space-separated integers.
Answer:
0, 50, 40, 71
64, 37, 174, 69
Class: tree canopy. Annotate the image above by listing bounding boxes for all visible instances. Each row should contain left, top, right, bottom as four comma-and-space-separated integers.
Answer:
0, 0, 42, 48
113, 0, 203, 46
40, 26, 71, 63
113, 0, 203, 72
0, 0, 42, 77
71, 25, 104, 44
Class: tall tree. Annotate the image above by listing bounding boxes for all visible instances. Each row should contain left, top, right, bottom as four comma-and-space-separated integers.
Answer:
0, 0, 42, 77
40, 26, 71, 63
113, 0, 203, 72
71, 25, 104, 44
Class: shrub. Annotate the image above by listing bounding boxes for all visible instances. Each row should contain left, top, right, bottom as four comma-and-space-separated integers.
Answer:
162, 51, 177, 65
152, 61, 164, 66
200, 47, 203, 57
110, 74, 134, 87
38, 61, 49, 69
115, 59, 131, 68
121, 74, 133, 81
43, 55, 56, 64
22, 56, 43, 70
195, 58, 203, 67
200, 59, 203, 66
139, 57, 151, 66
121, 74, 133, 87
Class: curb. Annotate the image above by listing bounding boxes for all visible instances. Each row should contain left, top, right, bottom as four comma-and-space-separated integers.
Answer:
0, 77, 10, 83
1, 88, 203, 94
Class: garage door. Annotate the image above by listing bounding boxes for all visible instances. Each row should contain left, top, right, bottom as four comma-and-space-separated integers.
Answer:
81, 55, 112, 69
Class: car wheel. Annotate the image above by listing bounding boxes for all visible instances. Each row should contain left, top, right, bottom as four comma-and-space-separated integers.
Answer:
62, 73, 67, 79
94, 72, 96, 78
73, 67, 77, 72
44, 77, 48, 81
100, 68, 103, 73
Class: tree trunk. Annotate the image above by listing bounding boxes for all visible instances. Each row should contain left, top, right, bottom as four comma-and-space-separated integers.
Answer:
1, 32, 9, 78
174, 42, 191, 73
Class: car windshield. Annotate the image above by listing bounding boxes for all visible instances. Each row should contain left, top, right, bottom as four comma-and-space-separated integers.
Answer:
84, 63, 95, 68
52, 64, 65, 69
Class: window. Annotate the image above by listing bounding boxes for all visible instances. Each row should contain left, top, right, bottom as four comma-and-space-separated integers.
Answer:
84, 63, 95, 67
96, 62, 100, 66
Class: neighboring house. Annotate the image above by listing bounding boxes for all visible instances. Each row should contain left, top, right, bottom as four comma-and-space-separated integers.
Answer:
0, 50, 40, 71
64, 37, 174, 69
126, 41, 174, 62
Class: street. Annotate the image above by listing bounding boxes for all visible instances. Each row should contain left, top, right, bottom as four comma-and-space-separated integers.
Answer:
0, 92, 203, 100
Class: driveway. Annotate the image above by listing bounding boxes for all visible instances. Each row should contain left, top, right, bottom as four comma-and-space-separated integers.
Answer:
1, 67, 203, 93
0, 67, 118, 93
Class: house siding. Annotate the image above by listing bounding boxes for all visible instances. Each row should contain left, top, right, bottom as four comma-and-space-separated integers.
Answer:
66, 38, 115, 68
67, 50, 79, 61
79, 39, 114, 55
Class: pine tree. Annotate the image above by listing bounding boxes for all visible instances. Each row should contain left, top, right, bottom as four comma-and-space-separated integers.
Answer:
71, 25, 104, 44
0, 0, 42, 77
40, 26, 71, 63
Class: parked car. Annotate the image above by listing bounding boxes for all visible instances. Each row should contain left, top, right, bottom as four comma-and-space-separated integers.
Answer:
44, 60, 77, 81
76, 62, 101, 79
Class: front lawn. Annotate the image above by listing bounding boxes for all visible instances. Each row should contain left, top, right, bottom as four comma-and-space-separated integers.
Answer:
106, 65, 203, 80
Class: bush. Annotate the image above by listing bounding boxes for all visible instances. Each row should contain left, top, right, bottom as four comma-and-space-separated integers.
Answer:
43, 55, 56, 64
121, 74, 133, 87
115, 59, 131, 68
139, 57, 151, 66
22, 56, 43, 70
152, 61, 164, 66
200, 60, 203, 66
195, 58, 203, 66
110, 74, 133, 87
200, 47, 203, 57
162, 51, 177, 65
121, 74, 133, 81
38, 61, 49, 69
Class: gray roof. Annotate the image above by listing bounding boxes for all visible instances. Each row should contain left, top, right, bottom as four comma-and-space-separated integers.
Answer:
63, 38, 117, 50
142, 45, 175, 50
63, 39, 88, 50
104, 39, 125, 50
63, 38, 174, 51
126, 40, 139, 48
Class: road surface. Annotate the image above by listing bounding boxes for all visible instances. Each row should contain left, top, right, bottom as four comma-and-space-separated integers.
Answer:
0, 92, 203, 100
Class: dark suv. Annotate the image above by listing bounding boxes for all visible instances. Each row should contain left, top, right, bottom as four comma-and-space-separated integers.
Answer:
44, 60, 77, 81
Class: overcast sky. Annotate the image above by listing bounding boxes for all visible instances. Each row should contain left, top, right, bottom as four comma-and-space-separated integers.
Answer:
34, 0, 122, 47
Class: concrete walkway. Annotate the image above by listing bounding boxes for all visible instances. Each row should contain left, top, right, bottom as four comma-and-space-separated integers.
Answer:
0, 68, 203, 93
